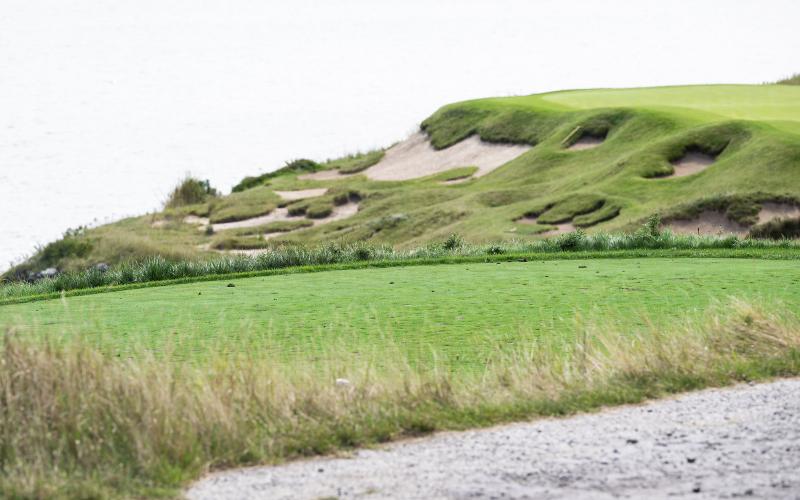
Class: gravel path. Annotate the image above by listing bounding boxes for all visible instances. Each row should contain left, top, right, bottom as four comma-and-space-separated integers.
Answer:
187, 380, 800, 499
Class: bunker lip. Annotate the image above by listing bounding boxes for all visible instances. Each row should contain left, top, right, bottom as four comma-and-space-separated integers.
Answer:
516, 215, 576, 236
362, 132, 531, 181
566, 135, 605, 151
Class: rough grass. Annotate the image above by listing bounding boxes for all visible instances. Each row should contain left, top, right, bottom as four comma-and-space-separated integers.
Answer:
3, 232, 800, 302
2, 299, 799, 498
777, 74, 800, 85
208, 187, 281, 224
323, 150, 384, 174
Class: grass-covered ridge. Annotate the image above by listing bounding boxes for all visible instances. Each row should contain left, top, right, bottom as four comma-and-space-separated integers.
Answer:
6, 84, 800, 278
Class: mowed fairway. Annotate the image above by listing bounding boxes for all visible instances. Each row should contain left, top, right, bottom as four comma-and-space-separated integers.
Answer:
2, 258, 799, 368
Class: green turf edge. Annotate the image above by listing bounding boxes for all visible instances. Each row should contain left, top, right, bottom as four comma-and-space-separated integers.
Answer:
3, 247, 798, 307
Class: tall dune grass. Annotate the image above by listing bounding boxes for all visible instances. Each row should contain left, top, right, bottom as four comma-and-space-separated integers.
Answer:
1, 299, 799, 498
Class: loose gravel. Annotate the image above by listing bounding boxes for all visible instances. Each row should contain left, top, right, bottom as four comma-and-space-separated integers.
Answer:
187, 379, 800, 499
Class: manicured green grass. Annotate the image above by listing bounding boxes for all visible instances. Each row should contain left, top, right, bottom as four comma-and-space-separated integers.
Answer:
529, 84, 800, 127
4, 258, 799, 366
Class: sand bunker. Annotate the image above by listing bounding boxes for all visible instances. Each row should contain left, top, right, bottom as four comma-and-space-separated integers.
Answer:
666, 211, 748, 236
758, 202, 800, 224
668, 151, 715, 177
567, 135, 604, 151
273, 188, 328, 201
184, 215, 210, 226
363, 132, 530, 181
666, 202, 800, 236
517, 216, 576, 236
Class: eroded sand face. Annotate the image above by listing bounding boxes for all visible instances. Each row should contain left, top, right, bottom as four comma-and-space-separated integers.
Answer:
669, 151, 715, 177
364, 132, 531, 181
666, 203, 800, 236
566, 135, 604, 151
273, 188, 328, 201
758, 202, 800, 224
666, 210, 748, 236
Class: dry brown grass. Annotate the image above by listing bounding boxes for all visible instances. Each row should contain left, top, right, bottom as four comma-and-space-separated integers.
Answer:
1, 299, 799, 498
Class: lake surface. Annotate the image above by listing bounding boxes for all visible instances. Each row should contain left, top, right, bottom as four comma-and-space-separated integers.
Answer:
1, 0, 797, 270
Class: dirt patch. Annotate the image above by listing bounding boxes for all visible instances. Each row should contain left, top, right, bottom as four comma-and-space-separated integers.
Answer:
273, 188, 328, 201
665, 210, 748, 236
364, 132, 530, 181
668, 151, 715, 177
758, 202, 800, 224
566, 135, 604, 151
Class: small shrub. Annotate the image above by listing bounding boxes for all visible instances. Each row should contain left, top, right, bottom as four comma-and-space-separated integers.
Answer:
643, 213, 661, 238
165, 177, 218, 208
557, 229, 586, 251
486, 245, 505, 255
443, 233, 465, 250
204, 225, 215, 236
39, 229, 93, 267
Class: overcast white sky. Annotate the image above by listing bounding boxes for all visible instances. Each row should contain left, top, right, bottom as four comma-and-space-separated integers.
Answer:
1, 0, 798, 269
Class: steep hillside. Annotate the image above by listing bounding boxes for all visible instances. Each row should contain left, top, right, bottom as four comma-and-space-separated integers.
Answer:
8, 84, 800, 277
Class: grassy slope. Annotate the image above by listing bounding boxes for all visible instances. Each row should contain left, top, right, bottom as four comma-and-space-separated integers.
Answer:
5, 258, 800, 366
7, 84, 800, 276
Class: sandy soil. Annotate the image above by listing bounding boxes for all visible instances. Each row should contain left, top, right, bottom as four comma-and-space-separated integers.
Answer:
667, 203, 800, 236
187, 379, 800, 499
273, 188, 328, 201
184, 215, 210, 226
517, 216, 576, 236
364, 132, 531, 181
669, 152, 715, 177
666, 210, 749, 236
566, 135, 604, 151
758, 202, 800, 224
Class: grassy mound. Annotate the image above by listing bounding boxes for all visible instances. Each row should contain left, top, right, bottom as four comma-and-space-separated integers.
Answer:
8, 84, 800, 278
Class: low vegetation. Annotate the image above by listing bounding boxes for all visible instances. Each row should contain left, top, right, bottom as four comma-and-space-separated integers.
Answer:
4, 228, 800, 303
2, 298, 799, 498
164, 177, 218, 209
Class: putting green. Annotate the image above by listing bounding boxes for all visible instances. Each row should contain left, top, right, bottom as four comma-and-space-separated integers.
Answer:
493, 84, 800, 129
2, 258, 799, 367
